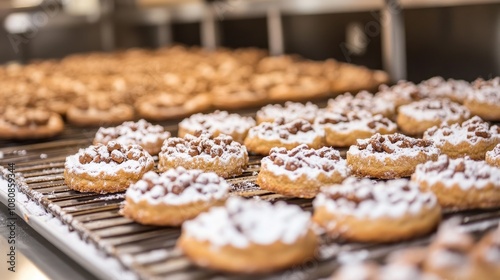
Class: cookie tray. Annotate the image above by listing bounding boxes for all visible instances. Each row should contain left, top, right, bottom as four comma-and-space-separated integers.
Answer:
1, 124, 500, 280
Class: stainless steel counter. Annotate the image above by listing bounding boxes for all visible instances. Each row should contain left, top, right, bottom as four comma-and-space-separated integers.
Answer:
0, 203, 98, 280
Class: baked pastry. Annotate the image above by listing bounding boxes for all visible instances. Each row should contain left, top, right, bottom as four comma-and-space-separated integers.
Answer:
177, 197, 317, 273
0, 106, 64, 139
178, 111, 255, 144
330, 262, 380, 280
418, 76, 472, 104
64, 141, 155, 193
257, 144, 349, 198
424, 116, 500, 160
313, 178, 441, 242
135, 92, 212, 121
122, 168, 229, 226
471, 225, 500, 280
397, 98, 470, 136
211, 83, 268, 110
267, 75, 330, 101
412, 155, 500, 209
244, 119, 325, 155
346, 133, 440, 179
256, 101, 318, 124
158, 132, 248, 178
315, 111, 397, 147
376, 81, 427, 108
67, 93, 134, 126
464, 77, 500, 121
93, 119, 171, 155
423, 224, 475, 280
486, 143, 500, 167
326, 91, 395, 118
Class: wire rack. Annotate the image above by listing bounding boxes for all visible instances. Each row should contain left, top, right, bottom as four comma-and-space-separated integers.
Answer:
1, 121, 500, 280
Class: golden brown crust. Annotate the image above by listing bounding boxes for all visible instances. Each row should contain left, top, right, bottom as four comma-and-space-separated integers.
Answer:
66, 104, 134, 126
313, 205, 441, 242
257, 168, 344, 198
244, 136, 325, 156
324, 127, 396, 147
0, 112, 64, 139
347, 153, 439, 179
437, 140, 499, 160
135, 93, 212, 121
464, 99, 500, 121
470, 231, 500, 280
397, 112, 468, 137
177, 229, 317, 274
158, 154, 248, 178
64, 166, 153, 193
178, 127, 248, 144
121, 197, 226, 226
486, 153, 500, 167
414, 180, 500, 210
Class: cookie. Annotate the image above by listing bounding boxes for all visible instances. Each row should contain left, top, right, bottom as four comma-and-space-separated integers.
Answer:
135, 92, 212, 121
424, 116, 500, 160
412, 155, 500, 210
423, 225, 475, 280
158, 132, 248, 178
64, 141, 155, 193
257, 144, 349, 198
66, 93, 134, 126
376, 81, 427, 108
177, 197, 317, 274
94, 119, 171, 155
315, 111, 397, 147
244, 119, 325, 155
326, 91, 395, 118
211, 83, 268, 110
486, 144, 500, 167
471, 225, 500, 280
256, 101, 318, 124
178, 111, 255, 144
313, 178, 441, 242
397, 98, 470, 136
347, 133, 440, 179
0, 106, 64, 139
418, 76, 472, 104
464, 77, 500, 121
122, 168, 229, 226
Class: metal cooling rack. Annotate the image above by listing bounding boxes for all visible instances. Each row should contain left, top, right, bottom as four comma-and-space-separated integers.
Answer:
1, 123, 500, 280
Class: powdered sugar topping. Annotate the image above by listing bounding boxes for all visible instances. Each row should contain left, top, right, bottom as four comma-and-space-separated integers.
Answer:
256, 101, 318, 123
182, 197, 311, 248
65, 141, 154, 175
261, 144, 349, 180
348, 133, 440, 160
315, 111, 396, 133
94, 119, 171, 147
327, 91, 395, 117
486, 144, 500, 160
412, 155, 500, 190
398, 98, 470, 122
160, 132, 247, 164
467, 77, 500, 104
424, 116, 500, 146
179, 110, 255, 136
246, 118, 324, 144
313, 178, 437, 219
418, 76, 472, 103
126, 168, 229, 205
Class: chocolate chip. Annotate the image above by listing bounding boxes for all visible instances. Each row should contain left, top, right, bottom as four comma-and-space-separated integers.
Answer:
475, 130, 490, 138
